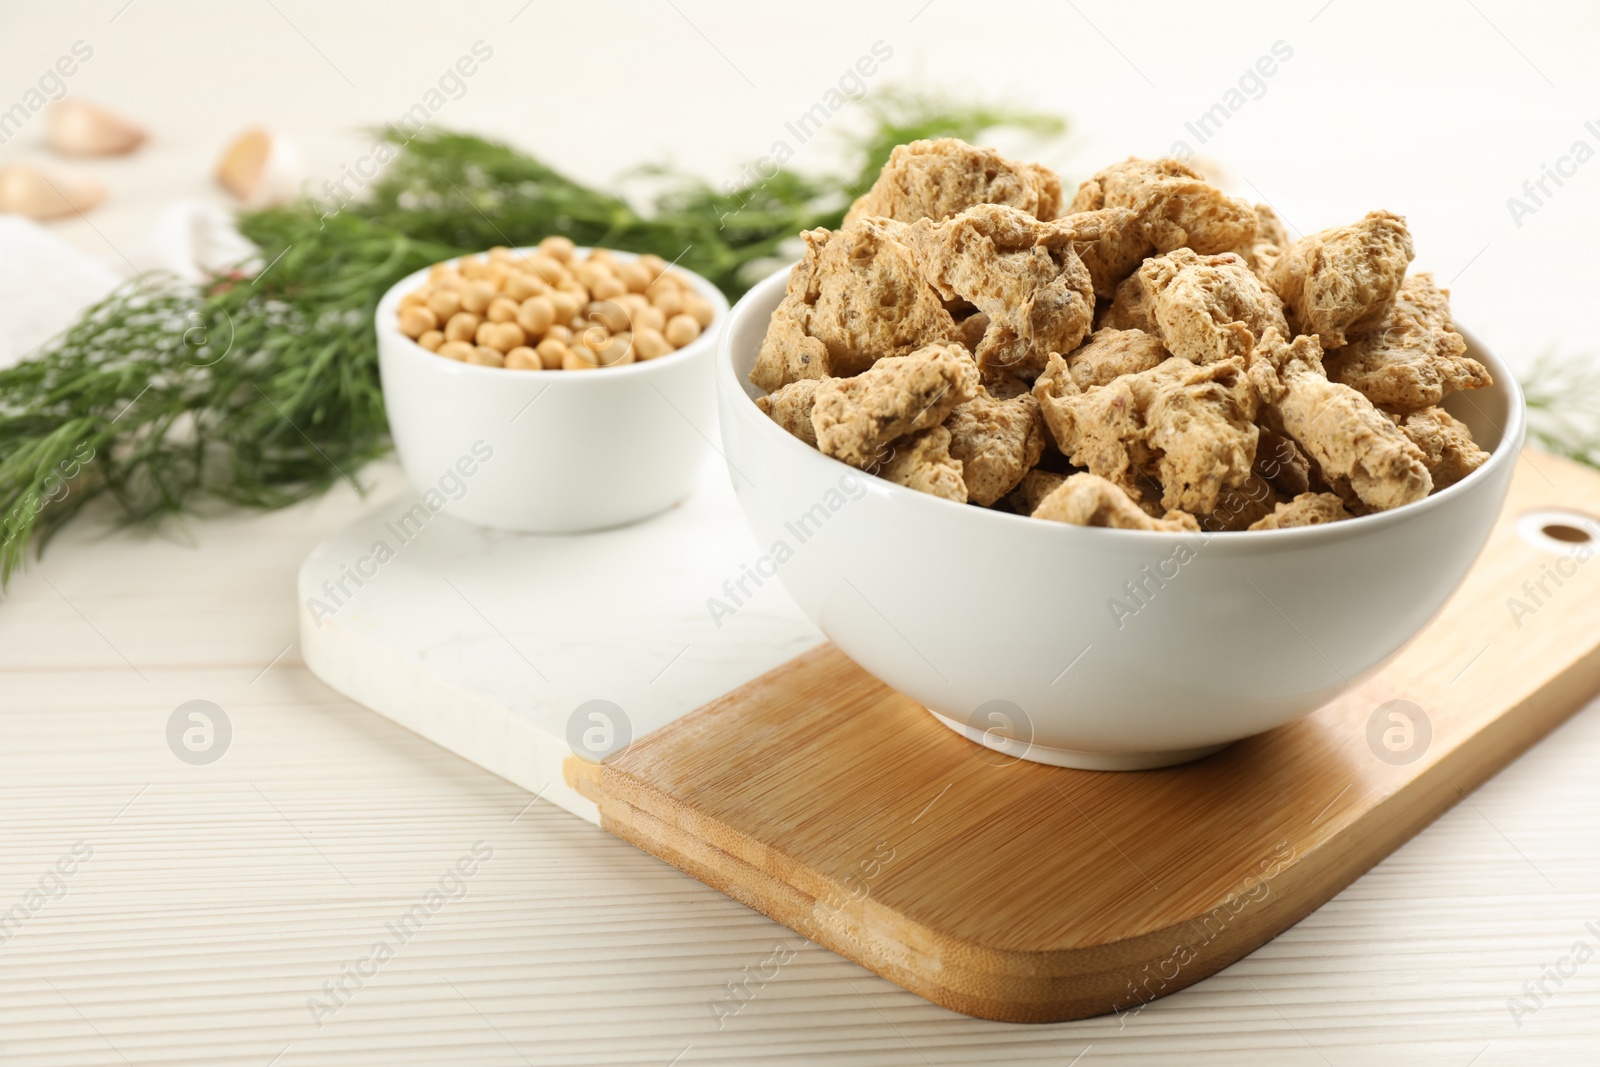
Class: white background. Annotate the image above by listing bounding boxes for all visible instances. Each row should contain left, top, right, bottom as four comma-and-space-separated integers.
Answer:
3, 3, 1600, 1065
2, 0, 1598, 373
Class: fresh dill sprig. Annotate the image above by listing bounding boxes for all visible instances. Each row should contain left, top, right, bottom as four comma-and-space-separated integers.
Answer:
1522, 350, 1600, 470
0, 218, 454, 584
0, 92, 1066, 585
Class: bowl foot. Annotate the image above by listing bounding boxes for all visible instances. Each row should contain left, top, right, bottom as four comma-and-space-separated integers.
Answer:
927, 710, 1230, 771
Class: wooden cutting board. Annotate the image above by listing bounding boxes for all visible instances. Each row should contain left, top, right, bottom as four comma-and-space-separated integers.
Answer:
565, 451, 1600, 1024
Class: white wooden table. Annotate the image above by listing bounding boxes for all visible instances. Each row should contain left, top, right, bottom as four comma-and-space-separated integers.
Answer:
4, 1, 1600, 1062
3, 463, 1599, 1066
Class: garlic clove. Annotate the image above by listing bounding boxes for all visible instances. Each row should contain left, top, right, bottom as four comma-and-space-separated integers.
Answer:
0, 165, 105, 221
215, 127, 304, 207
46, 100, 147, 157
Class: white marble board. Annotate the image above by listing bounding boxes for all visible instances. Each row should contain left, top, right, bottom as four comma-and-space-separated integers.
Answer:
297, 451, 823, 822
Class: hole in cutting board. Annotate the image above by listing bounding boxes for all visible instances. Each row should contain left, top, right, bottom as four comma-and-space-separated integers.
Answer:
1543, 523, 1590, 543
1516, 508, 1600, 555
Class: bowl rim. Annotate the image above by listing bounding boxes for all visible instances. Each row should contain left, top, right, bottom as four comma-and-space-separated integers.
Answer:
716, 262, 1528, 544
375, 245, 730, 383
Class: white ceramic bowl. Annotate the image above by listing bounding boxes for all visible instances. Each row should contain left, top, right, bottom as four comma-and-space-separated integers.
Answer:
716, 266, 1525, 769
377, 249, 728, 533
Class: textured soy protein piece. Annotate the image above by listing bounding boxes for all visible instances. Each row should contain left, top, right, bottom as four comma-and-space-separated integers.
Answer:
876, 425, 968, 503
1034, 353, 1260, 515
1130, 356, 1261, 515
1248, 492, 1353, 530
1106, 249, 1289, 366
1198, 473, 1281, 532
1254, 426, 1313, 499
1268, 210, 1415, 349
1064, 328, 1168, 389
755, 378, 822, 446
1053, 207, 1148, 298
1067, 156, 1258, 256
1323, 272, 1490, 413
812, 342, 980, 470
1032, 473, 1199, 531
1230, 203, 1291, 279
905, 204, 1095, 381
1248, 330, 1432, 511
1390, 406, 1489, 489
751, 220, 955, 393
1009, 469, 1068, 516
943, 389, 1048, 506
1033, 353, 1156, 506
844, 138, 1063, 227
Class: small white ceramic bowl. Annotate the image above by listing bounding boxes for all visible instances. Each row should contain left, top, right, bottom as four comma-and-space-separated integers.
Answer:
717, 266, 1525, 770
377, 248, 728, 533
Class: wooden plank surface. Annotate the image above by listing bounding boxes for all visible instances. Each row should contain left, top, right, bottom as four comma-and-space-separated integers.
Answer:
574, 451, 1600, 1024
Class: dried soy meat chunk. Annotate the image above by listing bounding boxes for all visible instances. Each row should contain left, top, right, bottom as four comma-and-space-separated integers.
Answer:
943, 389, 1048, 506
1268, 209, 1414, 348
1053, 206, 1148, 298
811, 342, 979, 469
751, 220, 955, 392
844, 137, 1062, 227
1389, 406, 1489, 489
1105, 249, 1289, 366
1068, 156, 1258, 256
1033, 353, 1156, 504
878, 425, 968, 503
1248, 492, 1352, 530
1063, 328, 1167, 389
905, 204, 1095, 381
755, 378, 821, 446
1032, 473, 1198, 531
1197, 473, 1280, 532
1230, 203, 1291, 279
1253, 426, 1313, 499
1034, 353, 1259, 515
1248, 330, 1432, 511
1129, 356, 1261, 515
1322, 272, 1490, 413
1008, 469, 1068, 516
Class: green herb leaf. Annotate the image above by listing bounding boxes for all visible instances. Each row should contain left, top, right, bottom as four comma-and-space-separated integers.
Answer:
1522, 349, 1600, 471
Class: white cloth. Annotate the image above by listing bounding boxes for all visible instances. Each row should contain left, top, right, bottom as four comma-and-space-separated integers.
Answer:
0, 216, 120, 369
0, 203, 257, 368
